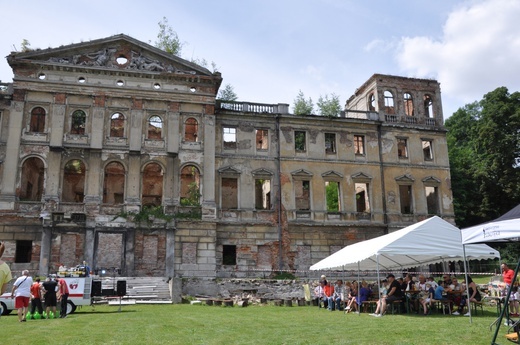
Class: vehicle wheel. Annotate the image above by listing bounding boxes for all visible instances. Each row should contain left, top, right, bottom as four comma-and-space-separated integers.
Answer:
0, 302, 10, 315
66, 301, 77, 314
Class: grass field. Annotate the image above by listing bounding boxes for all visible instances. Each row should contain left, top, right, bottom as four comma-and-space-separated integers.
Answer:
0, 300, 514, 345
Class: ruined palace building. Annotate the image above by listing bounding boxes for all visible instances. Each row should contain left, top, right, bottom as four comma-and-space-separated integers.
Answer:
0, 34, 454, 278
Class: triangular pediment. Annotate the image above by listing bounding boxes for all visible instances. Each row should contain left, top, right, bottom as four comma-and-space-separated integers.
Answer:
218, 166, 241, 175
395, 174, 415, 183
7, 34, 213, 76
252, 168, 274, 177
422, 176, 441, 184
291, 169, 313, 177
321, 170, 343, 179
351, 172, 372, 180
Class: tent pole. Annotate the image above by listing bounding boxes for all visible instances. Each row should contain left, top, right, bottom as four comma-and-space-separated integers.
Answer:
357, 261, 361, 316
462, 245, 472, 323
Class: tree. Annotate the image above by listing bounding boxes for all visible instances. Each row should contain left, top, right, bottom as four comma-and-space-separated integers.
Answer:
20, 39, 31, 52
217, 84, 238, 101
293, 90, 314, 115
154, 17, 183, 56
445, 87, 520, 228
317, 93, 341, 117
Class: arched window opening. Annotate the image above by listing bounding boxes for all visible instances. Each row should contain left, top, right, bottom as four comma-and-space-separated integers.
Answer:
103, 162, 125, 204
20, 157, 44, 201
368, 93, 376, 111
404, 93, 414, 116
30, 107, 46, 133
148, 116, 162, 140
62, 159, 86, 202
424, 95, 434, 118
184, 118, 199, 142
110, 113, 125, 137
141, 163, 163, 207
180, 165, 201, 206
384, 91, 395, 114
71, 110, 86, 135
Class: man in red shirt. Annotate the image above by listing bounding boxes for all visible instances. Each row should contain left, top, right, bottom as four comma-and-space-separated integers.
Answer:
323, 281, 335, 311
502, 263, 515, 287
57, 277, 70, 318
30, 278, 44, 317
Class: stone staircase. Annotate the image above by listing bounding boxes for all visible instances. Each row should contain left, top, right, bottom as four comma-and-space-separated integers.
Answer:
100, 277, 171, 301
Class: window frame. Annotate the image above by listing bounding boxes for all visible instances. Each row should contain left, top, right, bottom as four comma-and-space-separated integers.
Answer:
223, 126, 237, 150
354, 135, 365, 156
324, 133, 336, 154
294, 130, 306, 152
397, 138, 409, 159
70, 109, 87, 135
30, 107, 46, 133
255, 128, 269, 151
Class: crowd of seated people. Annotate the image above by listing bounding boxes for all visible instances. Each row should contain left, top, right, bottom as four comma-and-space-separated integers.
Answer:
313, 273, 485, 317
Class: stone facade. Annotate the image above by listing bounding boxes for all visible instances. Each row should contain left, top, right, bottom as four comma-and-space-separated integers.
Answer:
0, 35, 454, 281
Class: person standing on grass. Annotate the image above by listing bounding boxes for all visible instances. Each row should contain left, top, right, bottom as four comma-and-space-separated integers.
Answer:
30, 277, 44, 317
370, 274, 402, 317
0, 242, 13, 317
502, 263, 515, 290
11, 270, 33, 322
57, 276, 70, 318
41, 276, 58, 319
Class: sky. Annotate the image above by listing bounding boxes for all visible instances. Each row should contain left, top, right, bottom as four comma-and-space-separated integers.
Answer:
1, 0, 520, 120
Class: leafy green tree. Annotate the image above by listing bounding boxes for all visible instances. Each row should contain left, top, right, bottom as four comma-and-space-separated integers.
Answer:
293, 90, 314, 115
325, 181, 339, 212
217, 84, 238, 101
317, 93, 341, 117
445, 87, 520, 228
154, 17, 183, 56
20, 39, 31, 52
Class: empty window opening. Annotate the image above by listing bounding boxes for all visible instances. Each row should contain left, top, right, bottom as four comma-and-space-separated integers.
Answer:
256, 129, 269, 150
184, 118, 198, 142
223, 127, 237, 149
103, 162, 125, 204
20, 157, 44, 201
71, 110, 86, 135
422, 140, 433, 161
147, 115, 163, 140
30, 107, 46, 133
354, 135, 365, 155
295, 131, 306, 152
15, 240, 32, 263
399, 185, 413, 214
425, 186, 439, 215
384, 91, 395, 114
116, 80, 124, 86
397, 138, 408, 159
325, 133, 336, 154
180, 165, 201, 206
368, 93, 376, 111
78, 77, 86, 83
404, 92, 414, 116
110, 113, 125, 138
116, 56, 128, 65
325, 181, 340, 212
295, 180, 310, 211
222, 245, 237, 265
355, 183, 370, 213
221, 177, 238, 209
62, 159, 86, 203
141, 163, 163, 207
255, 179, 271, 210
424, 95, 434, 118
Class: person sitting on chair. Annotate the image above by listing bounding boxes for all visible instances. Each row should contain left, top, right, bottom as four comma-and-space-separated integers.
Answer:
370, 274, 403, 317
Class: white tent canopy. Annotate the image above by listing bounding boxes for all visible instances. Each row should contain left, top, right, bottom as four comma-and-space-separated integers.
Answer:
461, 204, 520, 244
310, 216, 500, 272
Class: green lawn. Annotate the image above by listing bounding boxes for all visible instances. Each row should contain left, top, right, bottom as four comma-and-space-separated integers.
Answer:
0, 302, 514, 345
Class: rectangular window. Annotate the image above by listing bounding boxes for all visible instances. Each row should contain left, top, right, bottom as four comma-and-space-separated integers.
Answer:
295, 131, 306, 152
295, 180, 310, 210
15, 240, 32, 263
222, 245, 237, 265
221, 177, 238, 209
223, 127, 237, 149
399, 185, 413, 214
256, 129, 269, 150
325, 133, 336, 154
422, 140, 433, 161
255, 179, 271, 210
354, 135, 365, 155
425, 186, 439, 215
355, 183, 370, 212
397, 138, 408, 159
325, 181, 340, 212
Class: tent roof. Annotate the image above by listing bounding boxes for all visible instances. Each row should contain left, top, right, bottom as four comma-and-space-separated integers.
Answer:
461, 204, 520, 244
310, 216, 500, 271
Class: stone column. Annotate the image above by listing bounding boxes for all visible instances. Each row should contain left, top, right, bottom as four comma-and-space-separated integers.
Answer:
39, 226, 52, 276
84, 227, 95, 272
124, 227, 135, 276
0, 101, 24, 209
201, 113, 216, 219
165, 227, 175, 278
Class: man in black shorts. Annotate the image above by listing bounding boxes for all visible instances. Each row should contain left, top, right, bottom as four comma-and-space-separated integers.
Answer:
370, 274, 403, 317
41, 277, 58, 319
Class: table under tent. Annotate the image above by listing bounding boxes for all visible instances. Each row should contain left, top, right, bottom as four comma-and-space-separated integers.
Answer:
461, 204, 520, 345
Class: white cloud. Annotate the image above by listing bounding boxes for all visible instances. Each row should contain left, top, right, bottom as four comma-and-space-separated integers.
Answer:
396, 0, 520, 114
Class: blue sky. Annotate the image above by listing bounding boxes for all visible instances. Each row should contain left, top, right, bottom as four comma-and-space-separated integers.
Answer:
1, 0, 519, 119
